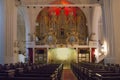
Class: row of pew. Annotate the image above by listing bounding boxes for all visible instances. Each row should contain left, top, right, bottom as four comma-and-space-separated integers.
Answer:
0, 63, 63, 80
71, 62, 120, 80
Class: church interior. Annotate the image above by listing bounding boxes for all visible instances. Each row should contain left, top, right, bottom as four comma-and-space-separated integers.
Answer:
1, 0, 120, 80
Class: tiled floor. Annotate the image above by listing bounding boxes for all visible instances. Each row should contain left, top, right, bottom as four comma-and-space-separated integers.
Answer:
62, 69, 77, 80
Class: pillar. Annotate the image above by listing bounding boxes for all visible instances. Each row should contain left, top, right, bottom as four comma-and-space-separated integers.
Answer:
0, 0, 18, 64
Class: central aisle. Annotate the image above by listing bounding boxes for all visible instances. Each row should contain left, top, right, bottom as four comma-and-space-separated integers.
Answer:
62, 69, 77, 80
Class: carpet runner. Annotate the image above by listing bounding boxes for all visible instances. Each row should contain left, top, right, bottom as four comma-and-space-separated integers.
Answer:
62, 69, 77, 80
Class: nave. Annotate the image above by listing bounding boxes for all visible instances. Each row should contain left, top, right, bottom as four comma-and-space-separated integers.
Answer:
1, 62, 120, 80
1, 0, 120, 80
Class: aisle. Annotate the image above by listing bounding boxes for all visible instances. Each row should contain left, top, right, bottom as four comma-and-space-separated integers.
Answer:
62, 69, 77, 80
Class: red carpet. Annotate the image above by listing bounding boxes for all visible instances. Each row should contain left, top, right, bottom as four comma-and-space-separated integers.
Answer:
62, 69, 77, 80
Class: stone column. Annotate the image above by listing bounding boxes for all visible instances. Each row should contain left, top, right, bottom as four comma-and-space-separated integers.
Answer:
102, 0, 115, 63
111, 0, 120, 64
0, 0, 5, 64
92, 5, 103, 63
92, 5, 102, 42
0, 0, 18, 64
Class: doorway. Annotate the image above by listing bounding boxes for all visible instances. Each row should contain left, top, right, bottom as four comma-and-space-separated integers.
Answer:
48, 48, 77, 69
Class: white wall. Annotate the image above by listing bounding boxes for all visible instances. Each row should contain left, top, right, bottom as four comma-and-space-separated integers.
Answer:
81, 7, 92, 36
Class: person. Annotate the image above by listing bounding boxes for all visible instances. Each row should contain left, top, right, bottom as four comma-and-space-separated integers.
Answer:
18, 51, 25, 63
39, 10, 49, 33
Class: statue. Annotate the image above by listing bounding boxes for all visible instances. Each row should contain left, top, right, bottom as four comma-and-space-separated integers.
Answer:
66, 31, 79, 45
69, 36, 75, 42
58, 9, 67, 27
44, 28, 57, 45
76, 10, 81, 32
47, 35, 53, 43
39, 10, 49, 33
67, 12, 75, 28
50, 12, 58, 30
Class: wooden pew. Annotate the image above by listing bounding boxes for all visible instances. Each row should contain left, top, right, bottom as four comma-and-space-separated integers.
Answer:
71, 62, 120, 80
95, 73, 120, 80
11, 77, 53, 80
0, 63, 63, 80
0, 70, 15, 77
0, 76, 9, 80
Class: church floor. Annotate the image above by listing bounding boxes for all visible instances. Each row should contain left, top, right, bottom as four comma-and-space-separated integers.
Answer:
62, 69, 78, 80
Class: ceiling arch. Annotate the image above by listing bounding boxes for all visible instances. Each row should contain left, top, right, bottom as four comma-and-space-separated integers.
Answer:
19, 0, 91, 5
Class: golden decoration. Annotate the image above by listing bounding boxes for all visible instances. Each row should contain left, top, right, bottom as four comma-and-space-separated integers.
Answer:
36, 7, 88, 45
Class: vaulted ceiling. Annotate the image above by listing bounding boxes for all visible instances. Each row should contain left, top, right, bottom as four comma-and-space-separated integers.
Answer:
19, 0, 99, 5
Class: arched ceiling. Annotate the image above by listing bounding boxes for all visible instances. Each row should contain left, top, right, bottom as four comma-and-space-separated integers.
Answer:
16, 0, 102, 46
18, 0, 95, 5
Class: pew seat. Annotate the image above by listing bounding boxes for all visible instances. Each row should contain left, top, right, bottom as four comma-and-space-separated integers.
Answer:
0, 76, 53, 80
